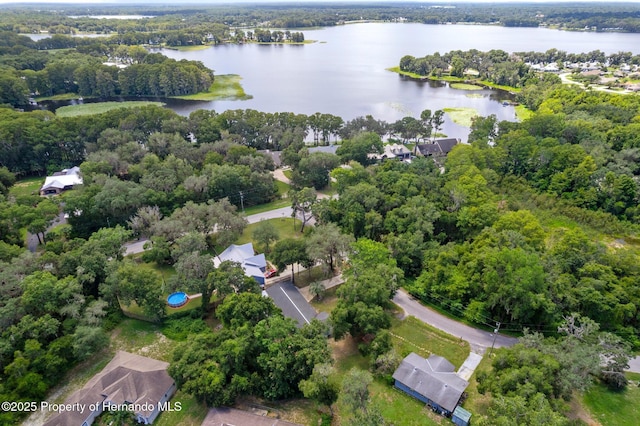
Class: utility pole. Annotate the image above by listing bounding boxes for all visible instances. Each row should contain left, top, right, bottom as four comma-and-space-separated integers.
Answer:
488, 321, 501, 356
239, 191, 245, 213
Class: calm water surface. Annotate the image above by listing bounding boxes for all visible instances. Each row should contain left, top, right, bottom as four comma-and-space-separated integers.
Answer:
156, 23, 640, 139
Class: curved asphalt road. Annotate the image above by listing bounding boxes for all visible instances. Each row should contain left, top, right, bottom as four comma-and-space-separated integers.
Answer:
394, 289, 517, 354
393, 289, 640, 372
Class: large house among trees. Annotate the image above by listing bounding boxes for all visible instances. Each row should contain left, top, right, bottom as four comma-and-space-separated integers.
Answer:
40, 166, 83, 196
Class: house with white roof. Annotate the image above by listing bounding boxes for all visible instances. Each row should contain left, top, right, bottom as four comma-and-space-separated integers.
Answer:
40, 166, 83, 196
214, 242, 267, 286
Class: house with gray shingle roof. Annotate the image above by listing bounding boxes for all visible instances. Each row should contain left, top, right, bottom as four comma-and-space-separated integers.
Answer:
44, 351, 176, 426
392, 353, 469, 417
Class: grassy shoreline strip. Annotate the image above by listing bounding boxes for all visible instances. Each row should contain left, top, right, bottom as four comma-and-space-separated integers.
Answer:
387, 66, 521, 92
172, 74, 252, 101
443, 107, 479, 128
55, 101, 164, 117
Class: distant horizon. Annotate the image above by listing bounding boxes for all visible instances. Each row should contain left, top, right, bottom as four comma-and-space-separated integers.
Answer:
2, 0, 640, 5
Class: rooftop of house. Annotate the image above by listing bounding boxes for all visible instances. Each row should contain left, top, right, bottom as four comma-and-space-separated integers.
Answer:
40, 166, 83, 192
416, 138, 459, 156
202, 407, 301, 426
43, 351, 174, 426
214, 242, 266, 279
392, 352, 469, 412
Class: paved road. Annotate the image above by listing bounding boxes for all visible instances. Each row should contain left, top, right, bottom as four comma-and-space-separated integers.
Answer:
393, 289, 640, 372
27, 212, 66, 253
628, 356, 640, 373
393, 289, 517, 354
246, 206, 293, 224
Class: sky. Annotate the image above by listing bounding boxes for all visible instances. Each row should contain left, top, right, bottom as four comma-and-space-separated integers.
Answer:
2, 0, 640, 4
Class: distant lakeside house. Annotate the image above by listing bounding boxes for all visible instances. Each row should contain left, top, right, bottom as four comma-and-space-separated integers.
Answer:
416, 138, 460, 157
43, 351, 176, 426
369, 143, 412, 162
40, 166, 83, 196
392, 353, 469, 419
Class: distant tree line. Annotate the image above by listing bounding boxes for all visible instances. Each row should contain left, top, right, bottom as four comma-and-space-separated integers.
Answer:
399, 48, 640, 88
3, 3, 640, 32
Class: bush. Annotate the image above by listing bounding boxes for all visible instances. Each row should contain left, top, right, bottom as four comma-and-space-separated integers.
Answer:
161, 316, 209, 341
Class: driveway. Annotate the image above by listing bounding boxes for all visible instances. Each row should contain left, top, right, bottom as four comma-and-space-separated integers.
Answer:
393, 289, 517, 354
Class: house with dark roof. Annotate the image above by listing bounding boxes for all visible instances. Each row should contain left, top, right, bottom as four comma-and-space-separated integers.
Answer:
214, 242, 267, 286
202, 407, 301, 426
392, 353, 469, 417
40, 166, 83, 196
416, 138, 460, 157
44, 351, 176, 426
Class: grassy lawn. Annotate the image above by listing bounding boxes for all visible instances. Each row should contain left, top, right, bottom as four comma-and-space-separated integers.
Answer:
165, 44, 211, 51
310, 287, 340, 313
443, 107, 479, 128
386, 66, 430, 79
9, 176, 43, 198
283, 169, 293, 180
291, 265, 335, 288
332, 337, 442, 425
56, 101, 164, 117
242, 198, 290, 215
515, 104, 534, 121
155, 390, 209, 426
450, 83, 483, 90
582, 377, 640, 426
173, 74, 252, 101
389, 316, 470, 368
275, 179, 290, 196
236, 217, 303, 247
460, 355, 493, 418
36, 93, 86, 101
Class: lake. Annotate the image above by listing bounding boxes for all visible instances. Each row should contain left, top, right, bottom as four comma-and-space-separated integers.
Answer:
154, 23, 640, 140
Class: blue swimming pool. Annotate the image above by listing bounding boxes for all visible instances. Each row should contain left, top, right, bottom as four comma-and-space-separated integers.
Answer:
167, 292, 188, 308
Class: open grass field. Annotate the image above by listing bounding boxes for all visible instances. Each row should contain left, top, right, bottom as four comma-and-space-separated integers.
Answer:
36, 93, 86, 101
582, 376, 640, 426
450, 83, 483, 90
9, 176, 42, 198
236, 217, 303, 247
443, 107, 479, 128
56, 101, 164, 117
165, 44, 211, 51
275, 179, 290, 196
174, 74, 252, 101
332, 337, 443, 426
389, 316, 470, 367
